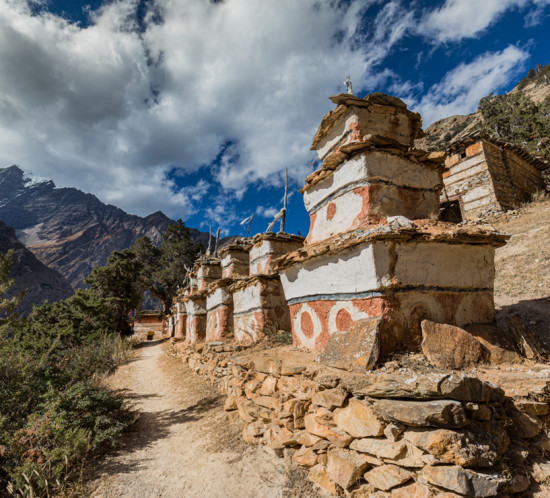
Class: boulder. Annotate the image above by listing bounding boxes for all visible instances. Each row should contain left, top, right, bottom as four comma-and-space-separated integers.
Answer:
419, 465, 505, 497
421, 320, 485, 369
294, 430, 321, 447
403, 429, 499, 467
386, 443, 437, 468
333, 399, 385, 437
308, 464, 338, 495
508, 409, 543, 438
292, 447, 318, 467
223, 396, 239, 411
389, 481, 431, 498
312, 388, 348, 410
326, 448, 370, 490
342, 372, 504, 402
350, 438, 406, 460
465, 323, 522, 364
319, 318, 381, 371
259, 376, 278, 396
373, 399, 467, 428
252, 356, 281, 375
304, 413, 353, 447
364, 464, 414, 491
253, 396, 280, 411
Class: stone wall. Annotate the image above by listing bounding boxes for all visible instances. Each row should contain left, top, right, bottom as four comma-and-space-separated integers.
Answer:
443, 138, 546, 219
176, 342, 550, 496
483, 140, 546, 209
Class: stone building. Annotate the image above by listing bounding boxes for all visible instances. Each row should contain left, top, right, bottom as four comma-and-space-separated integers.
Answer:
442, 131, 547, 221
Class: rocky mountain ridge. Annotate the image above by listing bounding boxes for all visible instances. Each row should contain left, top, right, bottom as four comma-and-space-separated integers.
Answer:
0, 219, 73, 314
0, 165, 226, 289
415, 62, 550, 153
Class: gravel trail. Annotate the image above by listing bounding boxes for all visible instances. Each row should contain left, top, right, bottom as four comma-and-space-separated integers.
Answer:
89, 340, 289, 498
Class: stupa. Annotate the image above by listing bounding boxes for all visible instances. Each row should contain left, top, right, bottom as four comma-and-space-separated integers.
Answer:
276, 92, 508, 355
230, 232, 304, 343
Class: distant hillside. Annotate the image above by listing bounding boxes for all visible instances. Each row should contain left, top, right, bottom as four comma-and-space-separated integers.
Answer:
415, 62, 550, 160
0, 219, 73, 314
0, 165, 230, 289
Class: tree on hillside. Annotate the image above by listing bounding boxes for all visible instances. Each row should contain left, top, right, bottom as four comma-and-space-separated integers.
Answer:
478, 93, 550, 157
0, 250, 22, 332
85, 248, 143, 335
134, 219, 202, 316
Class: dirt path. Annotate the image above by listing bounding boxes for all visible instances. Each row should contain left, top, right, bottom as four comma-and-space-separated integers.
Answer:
89, 340, 296, 498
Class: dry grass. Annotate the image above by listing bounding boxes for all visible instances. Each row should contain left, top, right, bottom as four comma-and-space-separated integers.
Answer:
493, 198, 550, 348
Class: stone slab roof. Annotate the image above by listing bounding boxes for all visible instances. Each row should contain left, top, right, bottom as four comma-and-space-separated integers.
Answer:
311, 92, 423, 151
274, 220, 510, 270
302, 134, 446, 193
447, 130, 549, 172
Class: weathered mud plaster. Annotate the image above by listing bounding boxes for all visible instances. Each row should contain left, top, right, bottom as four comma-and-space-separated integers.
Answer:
230, 275, 291, 343
205, 280, 234, 341
303, 151, 442, 244
196, 256, 222, 291
249, 233, 304, 276
218, 242, 250, 278
311, 93, 422, 158
183, 293, 207, 344
187, 271, 198, 294
174, 302, 186, 338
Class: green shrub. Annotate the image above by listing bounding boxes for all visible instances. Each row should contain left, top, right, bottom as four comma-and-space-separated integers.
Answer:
0, 331, 133, 496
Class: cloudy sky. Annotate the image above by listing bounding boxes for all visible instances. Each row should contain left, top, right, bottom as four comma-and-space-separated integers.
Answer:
0, 0, 549, 236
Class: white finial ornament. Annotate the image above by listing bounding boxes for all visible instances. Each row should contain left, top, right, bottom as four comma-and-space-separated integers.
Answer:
344, 75, 353, 95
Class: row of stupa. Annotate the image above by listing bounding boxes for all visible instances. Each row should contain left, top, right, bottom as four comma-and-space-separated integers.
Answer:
168, 92, 508, 360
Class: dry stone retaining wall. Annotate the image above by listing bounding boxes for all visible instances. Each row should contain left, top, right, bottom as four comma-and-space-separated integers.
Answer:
176, 342, 550, 497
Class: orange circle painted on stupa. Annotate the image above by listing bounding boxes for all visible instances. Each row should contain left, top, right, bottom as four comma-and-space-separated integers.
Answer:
301, 312, 314, 338
326, 202, 337, 220
335, 308, 352, 331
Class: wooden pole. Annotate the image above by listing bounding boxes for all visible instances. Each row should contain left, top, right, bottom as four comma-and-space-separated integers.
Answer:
214, 227, 221, 255
280, 167, 288, 233
246, 215, 253, 238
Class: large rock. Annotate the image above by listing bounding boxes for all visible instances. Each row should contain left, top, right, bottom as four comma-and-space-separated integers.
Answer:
420, 465, 505, 497
312, 388, 348, 410
304, 413, 353, 447
342, 372, 504, 402
308, 464, 338, 495
508, 409, 543, 438
403, 429, 499, 467
319, 318, 381, 371
326, 448, 370, 490
389, 481, 431, 498
465, 323, 522, 364
349, 438, 406, 460
421, 320, 485, 368
364, 464, 414, 491
333, 399, 385, 437
373, 399, 467, 428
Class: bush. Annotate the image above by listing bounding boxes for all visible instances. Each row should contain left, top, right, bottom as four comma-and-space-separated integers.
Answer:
0, 331, 133, 496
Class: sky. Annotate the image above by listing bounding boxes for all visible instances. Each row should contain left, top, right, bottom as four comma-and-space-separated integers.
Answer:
0, 0, 549, 238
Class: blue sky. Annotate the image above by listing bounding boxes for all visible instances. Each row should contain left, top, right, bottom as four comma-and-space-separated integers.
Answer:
0, 0, 549, 238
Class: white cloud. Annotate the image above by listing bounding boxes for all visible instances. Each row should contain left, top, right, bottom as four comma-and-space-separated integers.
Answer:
0, 0, 417, 220
419, 0, 550, 42
255, 205, 279, 219
411, 45, 528, 125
